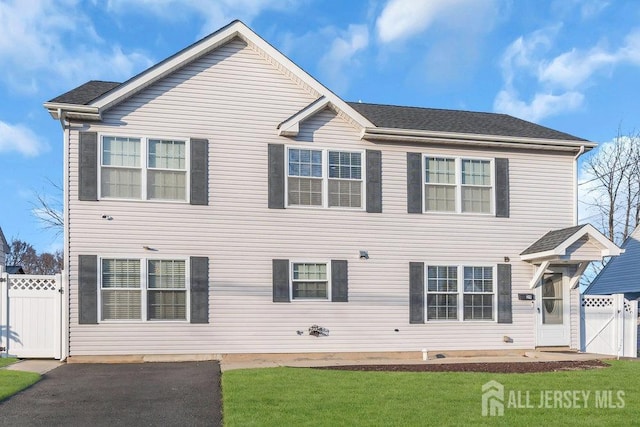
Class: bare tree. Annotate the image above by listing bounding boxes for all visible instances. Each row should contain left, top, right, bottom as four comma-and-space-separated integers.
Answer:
7, 238, 63, 274
31, 178, 63, 235
581, 128, 640, 244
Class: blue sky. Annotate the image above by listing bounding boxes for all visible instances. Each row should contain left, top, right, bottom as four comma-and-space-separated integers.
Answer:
1, 0, 639, 253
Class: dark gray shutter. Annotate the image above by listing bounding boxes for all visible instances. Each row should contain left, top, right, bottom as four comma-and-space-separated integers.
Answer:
78, 255, 98, 324
190, 139, 208, 205
497, 263, 512, 324
268, 144, 285, 209
366, 150, 382, 213
409, 262, 425, 324
272, 259, 290, 302
495, 158, 509, 218
190, 256, 209, 324
79, 132, 98, 201
407, 152, 422, 213
331, 260, 348, 302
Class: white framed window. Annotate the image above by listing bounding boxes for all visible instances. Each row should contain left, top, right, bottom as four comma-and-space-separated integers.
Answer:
425, 264, 495, 321
100, 257, 188, 321
424, 156, 493, 214
463, 266, 494, 320
291, 262, 330, 300
100, 135, 188, 202
287, 147, 363, 209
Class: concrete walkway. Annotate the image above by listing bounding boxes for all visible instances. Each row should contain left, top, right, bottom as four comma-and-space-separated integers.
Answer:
3, 359, 62, 374
219, 350, 616, 371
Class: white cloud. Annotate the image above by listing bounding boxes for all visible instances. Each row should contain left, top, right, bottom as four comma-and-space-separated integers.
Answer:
0, 121, 48, 157
0, 0, 153, 94
494, 26, 640, 122
376, 0, 498, 43
539, 30, 640, 90
318, 25, 369, 94
494, 89, 583, 123
106, 0, 300, 38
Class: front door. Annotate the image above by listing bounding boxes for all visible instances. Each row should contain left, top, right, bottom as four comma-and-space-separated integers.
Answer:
536, 271, 570, 347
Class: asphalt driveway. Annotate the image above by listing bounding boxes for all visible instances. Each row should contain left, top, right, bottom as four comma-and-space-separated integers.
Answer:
0, 361, 221, 427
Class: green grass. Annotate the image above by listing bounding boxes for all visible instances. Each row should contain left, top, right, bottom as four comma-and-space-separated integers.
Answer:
222, 360, 639, 426
0, 358, 18, 368
0, 370, 40, 402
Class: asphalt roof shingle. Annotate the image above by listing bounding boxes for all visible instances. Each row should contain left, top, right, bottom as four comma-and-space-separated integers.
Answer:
520, 225, 586, 256
48, 81, 120, 105
348, 102, 587, 141
48, 79, 587, 142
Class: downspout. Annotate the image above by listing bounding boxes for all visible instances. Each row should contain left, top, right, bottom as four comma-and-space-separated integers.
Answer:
573, 145, 586, 225
58, 108, 71, 361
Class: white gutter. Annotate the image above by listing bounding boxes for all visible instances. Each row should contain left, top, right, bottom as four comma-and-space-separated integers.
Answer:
362, 132, 591, 152
363, 127, 596, 149
573, 145, 586, 225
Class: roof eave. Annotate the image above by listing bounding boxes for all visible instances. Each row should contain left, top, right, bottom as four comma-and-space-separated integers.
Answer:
43, 102, 101, 120
362, 127, 595, 151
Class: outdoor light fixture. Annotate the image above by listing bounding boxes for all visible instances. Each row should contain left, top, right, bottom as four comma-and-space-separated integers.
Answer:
504, 256, 510, 262
101, 214, 113, 220
359, 250, 369, 260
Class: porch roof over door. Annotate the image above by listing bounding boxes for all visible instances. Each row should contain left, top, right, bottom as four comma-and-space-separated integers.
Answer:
519, 224, 623, 289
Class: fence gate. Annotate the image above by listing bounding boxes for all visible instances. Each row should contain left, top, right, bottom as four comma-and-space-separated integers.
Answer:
1, 273, 64, 359
580, 294, 638, 358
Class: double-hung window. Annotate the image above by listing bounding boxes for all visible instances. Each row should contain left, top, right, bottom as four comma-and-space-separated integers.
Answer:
425, 264, 495, 321
424, 156, 492, 214
100, 136, 187, 201
291, 262, 329, 299
101, 137, 142, 199
147, 260, 187, 320
287, 148, 363, 209
100, 258, 187, 321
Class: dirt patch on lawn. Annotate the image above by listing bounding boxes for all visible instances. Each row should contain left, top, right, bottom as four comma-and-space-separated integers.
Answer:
314, 359, 610, 373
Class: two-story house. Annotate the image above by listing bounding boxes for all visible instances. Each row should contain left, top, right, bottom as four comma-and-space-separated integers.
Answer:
44, 21, 621, 361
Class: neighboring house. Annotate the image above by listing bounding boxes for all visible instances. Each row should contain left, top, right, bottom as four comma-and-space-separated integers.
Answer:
6, 266, 25, 274
585, 225, 640, 300
0, 227, 9, 275
43, 21, 621, 360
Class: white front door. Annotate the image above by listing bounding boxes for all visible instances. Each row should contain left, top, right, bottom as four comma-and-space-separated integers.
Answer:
536, 270, 570, 347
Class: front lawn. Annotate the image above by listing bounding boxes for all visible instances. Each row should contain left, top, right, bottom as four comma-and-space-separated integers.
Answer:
0, 358, 17, 368
0, 370, 40, 402
222, 360, 639, 426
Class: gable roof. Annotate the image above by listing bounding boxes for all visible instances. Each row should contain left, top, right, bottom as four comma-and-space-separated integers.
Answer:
44, 20, 374, 129
0, 227, 9, 254
44, 20, 594, 151
521, 225, 586, 256
585, 225, 640, 295
520, 224, 622, 261
348, 102, 586, 142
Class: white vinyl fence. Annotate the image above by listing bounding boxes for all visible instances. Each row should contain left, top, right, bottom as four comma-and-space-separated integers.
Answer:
0, 273, 65, 359
580, 294, 638, 358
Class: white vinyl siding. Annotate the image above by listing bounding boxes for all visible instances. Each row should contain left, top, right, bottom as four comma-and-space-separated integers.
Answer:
424, 156, 493, 214
426, 264, 495, 322
287, 147, 363, 209
100, 136, 188, 202
66, 37, 578, 356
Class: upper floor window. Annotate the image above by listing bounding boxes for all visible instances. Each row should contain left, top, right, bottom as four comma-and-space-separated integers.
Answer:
287, 148, 363, 209
424, 156, 493, 214
100, 136, 187, 201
